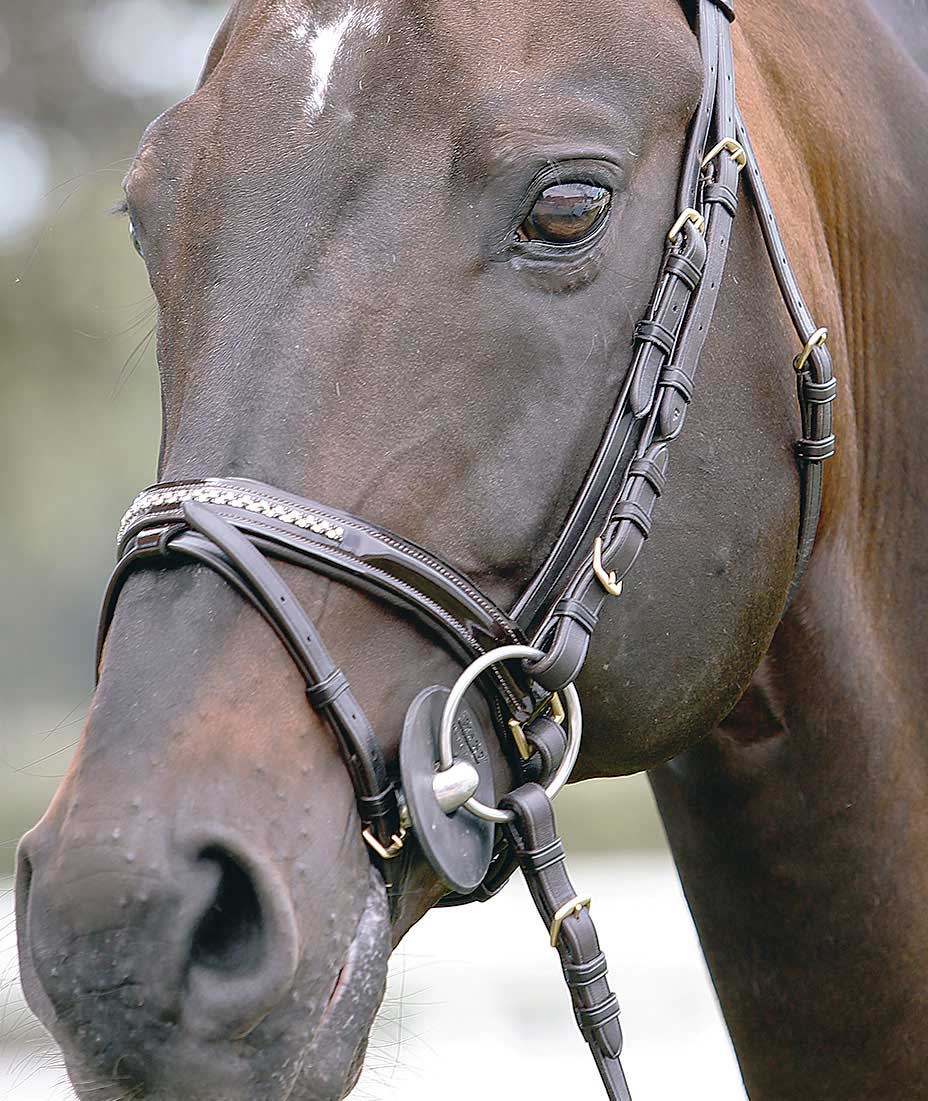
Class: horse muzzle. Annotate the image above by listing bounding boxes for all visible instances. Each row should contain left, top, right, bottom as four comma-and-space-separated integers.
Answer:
16, 818, 390, 1100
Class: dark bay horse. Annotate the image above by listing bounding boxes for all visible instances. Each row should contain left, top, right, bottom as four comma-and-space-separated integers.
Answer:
16, 0, 927, 1098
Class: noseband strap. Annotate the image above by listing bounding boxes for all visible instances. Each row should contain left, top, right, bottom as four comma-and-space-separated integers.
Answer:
97, 1, 836, 1094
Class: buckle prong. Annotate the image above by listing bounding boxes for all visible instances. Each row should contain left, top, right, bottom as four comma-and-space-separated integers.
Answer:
701, 138, 747, 172
592, 537, 623, 597
793, 327, 829, 373
667, 207, 706, 244
362, 826, 407, 860
550, 895, 593, 947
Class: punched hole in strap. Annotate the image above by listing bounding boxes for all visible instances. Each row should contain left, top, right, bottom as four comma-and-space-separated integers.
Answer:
306, 668, 350, 709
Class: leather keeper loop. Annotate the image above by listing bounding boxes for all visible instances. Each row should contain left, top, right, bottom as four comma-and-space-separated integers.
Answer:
522, 717, 569, 786
610, 500, 652, 537
628, 457, 667, 496
552, 597, 599, 633
802, 377, 838, 404
521, 837, 566, 874
664, 251, 703, 290
306, 668, 350, 709
797, 435, 836, 462
564, 954, 610, 988
633, 319, 675, 357
658, 365, 694, 403
575, 994, 622, 1033
703, 180, 739, 217
357, 787, 398, 836
523, 618, 594, 694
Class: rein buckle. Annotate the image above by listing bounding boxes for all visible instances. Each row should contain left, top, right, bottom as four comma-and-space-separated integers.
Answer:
549, 894, 593, 948
667, 207, 706, 244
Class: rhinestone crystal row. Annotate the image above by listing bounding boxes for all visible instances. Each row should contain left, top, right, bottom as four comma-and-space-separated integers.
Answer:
118, 483, 345, 545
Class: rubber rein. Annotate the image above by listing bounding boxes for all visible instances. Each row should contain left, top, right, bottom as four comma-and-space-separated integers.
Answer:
96, 1, 835, 1095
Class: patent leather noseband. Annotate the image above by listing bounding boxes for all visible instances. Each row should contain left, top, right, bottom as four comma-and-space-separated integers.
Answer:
96, 2, 835, 1096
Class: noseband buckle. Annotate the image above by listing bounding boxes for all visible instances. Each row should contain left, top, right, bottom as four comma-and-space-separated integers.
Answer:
362, 826, 407, 860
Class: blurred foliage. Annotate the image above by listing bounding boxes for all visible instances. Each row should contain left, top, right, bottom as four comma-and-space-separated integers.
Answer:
0, 0, 666, 874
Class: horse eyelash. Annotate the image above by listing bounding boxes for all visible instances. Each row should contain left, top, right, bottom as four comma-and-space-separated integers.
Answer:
109, 197, 129, 217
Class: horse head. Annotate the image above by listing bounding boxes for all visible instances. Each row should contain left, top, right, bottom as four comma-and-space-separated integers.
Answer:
16, 1, 831, 1097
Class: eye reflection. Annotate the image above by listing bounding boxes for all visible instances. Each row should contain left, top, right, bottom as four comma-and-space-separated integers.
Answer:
517, 182, 611, 245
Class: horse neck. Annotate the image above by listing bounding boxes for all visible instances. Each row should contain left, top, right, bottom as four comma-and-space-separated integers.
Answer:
737, 0, 928, 687
648, 8, 928, 1094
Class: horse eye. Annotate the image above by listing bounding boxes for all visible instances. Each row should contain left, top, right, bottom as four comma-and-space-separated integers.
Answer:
517, 182, 611, 245
128, 218, 144, 257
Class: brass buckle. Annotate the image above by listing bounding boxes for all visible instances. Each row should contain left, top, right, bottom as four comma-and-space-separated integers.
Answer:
793, 327, 828, 373
701, 138, 747, 172
362, 826, 406, 860
550, 895, 592, 947
509, 692, 566, 761
667, 207, 706, 244
592, 536, 623, 597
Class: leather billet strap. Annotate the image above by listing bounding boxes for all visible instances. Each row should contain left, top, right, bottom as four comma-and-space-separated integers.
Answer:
502, 784, 631, 1101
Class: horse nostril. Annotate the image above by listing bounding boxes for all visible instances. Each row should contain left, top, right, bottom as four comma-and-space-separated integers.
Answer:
191, 847, 264, 974
182, 837, 299, 1037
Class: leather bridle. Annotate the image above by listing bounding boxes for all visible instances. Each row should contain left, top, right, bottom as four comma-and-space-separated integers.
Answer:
96, 1, 835, 1096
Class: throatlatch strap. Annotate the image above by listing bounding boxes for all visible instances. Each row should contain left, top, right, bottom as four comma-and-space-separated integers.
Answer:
502, 784, 632, 1101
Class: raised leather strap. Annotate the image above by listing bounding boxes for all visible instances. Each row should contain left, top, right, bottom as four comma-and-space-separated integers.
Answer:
180, 502, 403, 851
501, 784, 631, 1101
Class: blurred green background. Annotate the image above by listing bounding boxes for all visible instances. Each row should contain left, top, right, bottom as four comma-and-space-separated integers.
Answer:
0, 0, 665, 875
